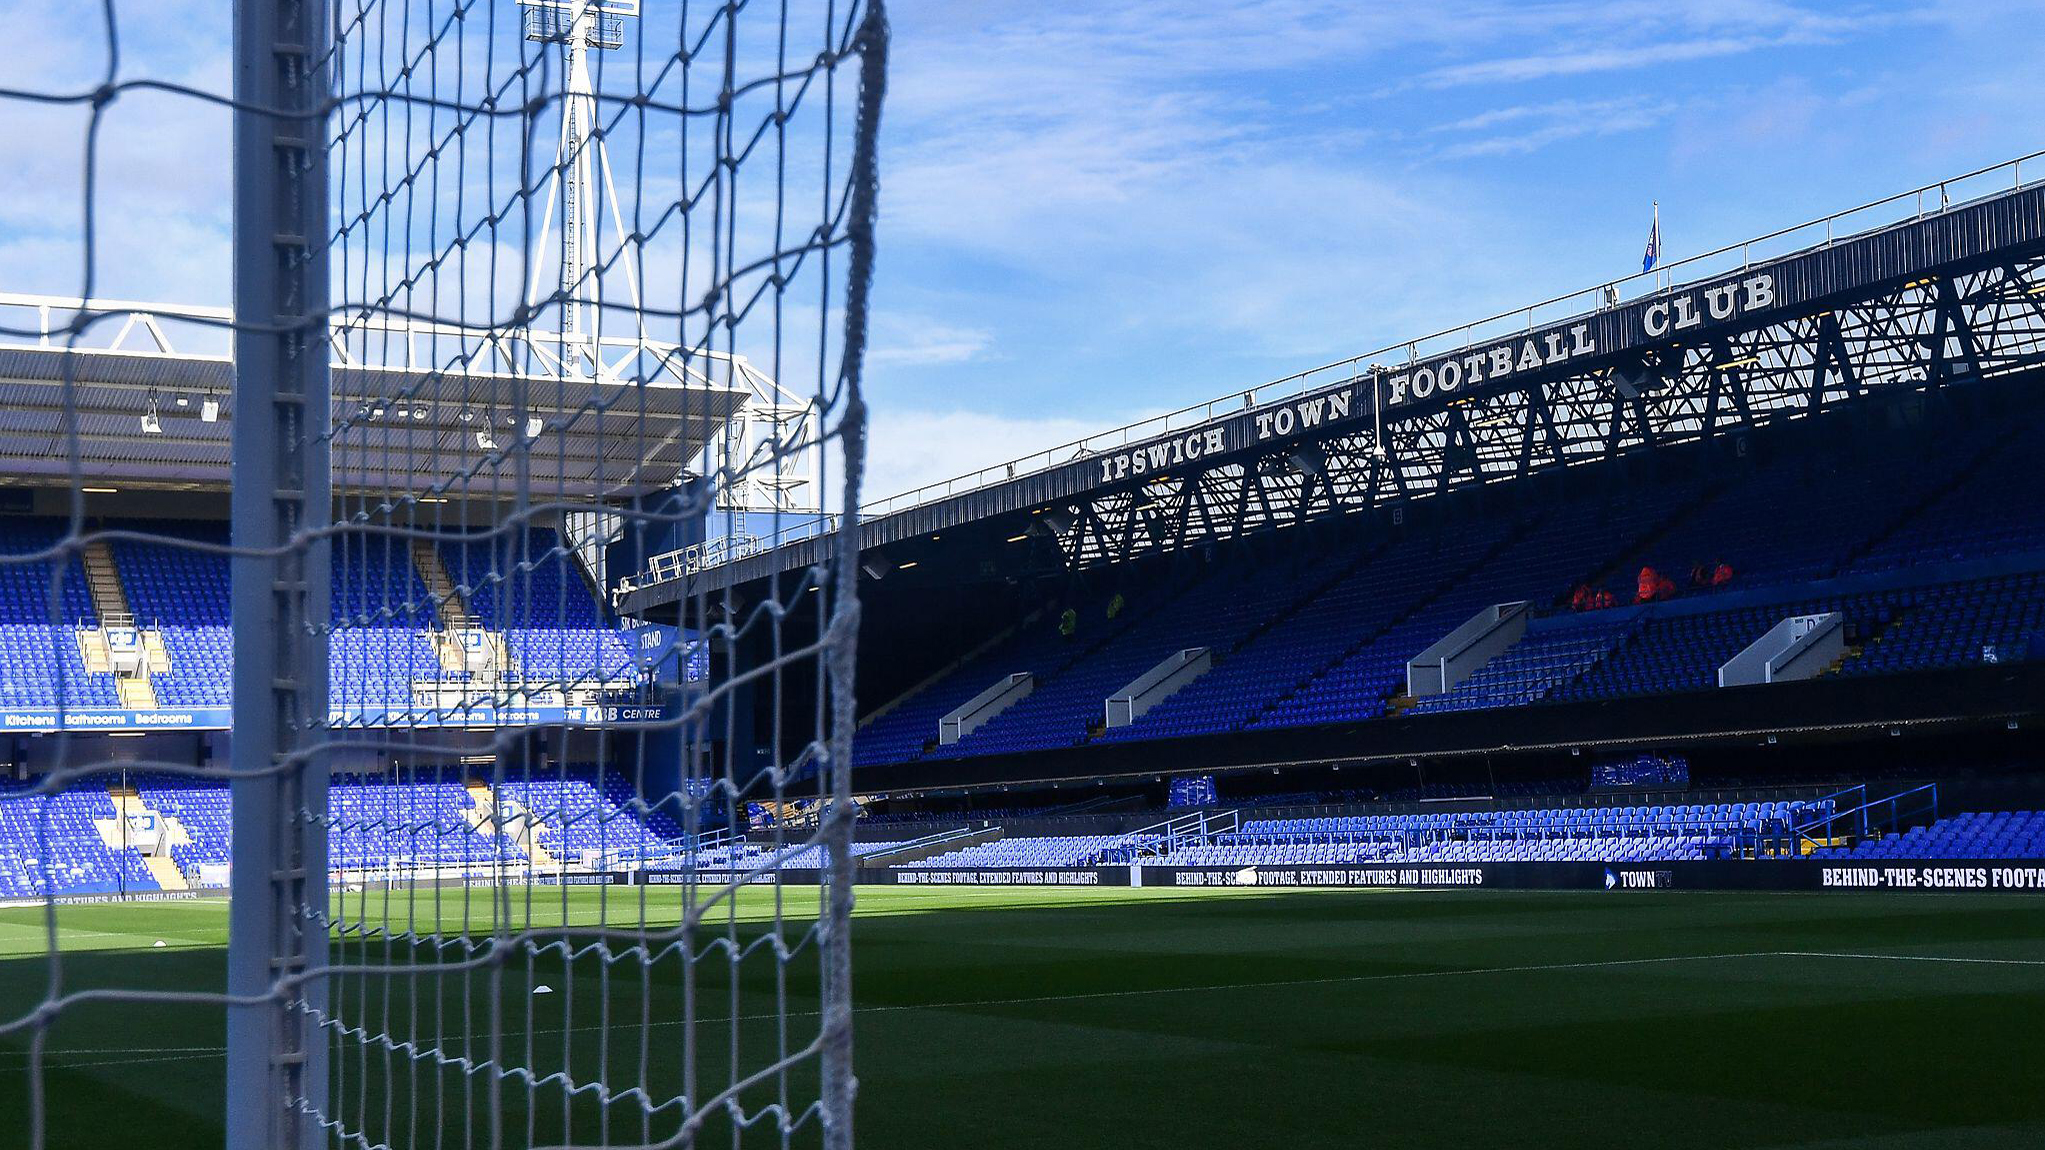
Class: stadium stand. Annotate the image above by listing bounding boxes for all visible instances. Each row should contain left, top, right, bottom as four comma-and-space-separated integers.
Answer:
1811, 810, 2045, 860
443, 527, 631, 685
0, 778, 156, 897
108, 520, 231, 707
854, 406, 2045, 765
0, 518, 118, 709
11, 764, 2045, 898
0, 516, 642, 720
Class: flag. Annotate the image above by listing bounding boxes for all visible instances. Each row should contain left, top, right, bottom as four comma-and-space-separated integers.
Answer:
1641, 202, 1661, 273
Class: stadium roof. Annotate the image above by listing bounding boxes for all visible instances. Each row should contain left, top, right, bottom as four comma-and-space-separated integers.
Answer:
620, 152, 2045, 611
0, 295, 751, 499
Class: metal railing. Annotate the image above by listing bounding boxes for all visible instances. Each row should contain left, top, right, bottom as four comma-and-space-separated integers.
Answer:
1093, 808, 1241, 864
615, 531, 769, 593
1791, 783, 1940, 855
627, 149, 2045, 587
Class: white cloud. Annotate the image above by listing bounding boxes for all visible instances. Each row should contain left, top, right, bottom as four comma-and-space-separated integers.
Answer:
866, 317, 994, 368
1431, 96, 1688, 160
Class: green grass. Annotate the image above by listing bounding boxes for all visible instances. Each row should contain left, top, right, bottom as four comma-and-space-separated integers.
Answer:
5, 886, 2045, 1148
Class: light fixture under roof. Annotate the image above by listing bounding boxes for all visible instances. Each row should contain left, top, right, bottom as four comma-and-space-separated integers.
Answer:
200, 394, 220, 423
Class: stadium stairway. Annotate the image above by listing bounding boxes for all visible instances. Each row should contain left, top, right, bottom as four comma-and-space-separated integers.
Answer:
1242, 515, 1535, 729
1090, 534, 1410, 741
78, 539, 171, 708
918, 569, 1227, 758
95, 789, 190, 891
858, 605, 1047, 733
464, 780, 558, 871
80, 539, 127, 621
412, 537, 469, 620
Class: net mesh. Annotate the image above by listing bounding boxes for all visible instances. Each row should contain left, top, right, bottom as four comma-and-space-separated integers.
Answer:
0, 1, 885, 1147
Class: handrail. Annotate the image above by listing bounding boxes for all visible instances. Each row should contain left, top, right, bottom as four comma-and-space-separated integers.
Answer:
1806, 783, 1940, 852
860, 825, 990, 867
1790, 784, 1869, 847
1097, 808, 1240, 864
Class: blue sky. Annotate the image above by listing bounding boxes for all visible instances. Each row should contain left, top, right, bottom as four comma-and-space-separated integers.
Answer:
862, 0, 2045, 495
0, 1, 2040, 500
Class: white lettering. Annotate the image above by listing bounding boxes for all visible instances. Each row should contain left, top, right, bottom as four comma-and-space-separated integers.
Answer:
1644, 301, 1671, 337
1672, 295, 1702, 330
1744, 273, 1775, 311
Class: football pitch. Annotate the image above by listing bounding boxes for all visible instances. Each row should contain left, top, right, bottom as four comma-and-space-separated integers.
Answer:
4, 886, 2044, 1149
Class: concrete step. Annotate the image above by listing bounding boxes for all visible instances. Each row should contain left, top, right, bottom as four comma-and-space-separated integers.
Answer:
141, 854, 189, 892
412, 538, 467, 621
81, 539, 130, 621
117, 675, 156, 709
77, 629, 111, 674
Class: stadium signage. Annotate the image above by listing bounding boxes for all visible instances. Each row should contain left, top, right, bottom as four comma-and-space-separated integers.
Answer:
1381, 272, 1779, 410
1165, 865, 1485, 888
1095, 392, 1360, 485
0, 707, 233, 732
1088, 271, 1785, 488
1384, 323, 1600, 408
0, 703, 676, 733
1096, 427, 1227, 484
1818, 865, 2045, 890
1605, 868, 1675, 890
895, 868, 1103, 885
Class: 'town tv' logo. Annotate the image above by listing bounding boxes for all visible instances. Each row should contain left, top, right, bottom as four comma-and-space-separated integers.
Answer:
1606, 868, 1674, 890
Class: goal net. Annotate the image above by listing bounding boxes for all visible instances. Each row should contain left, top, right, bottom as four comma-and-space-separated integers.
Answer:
0, 0, 886, 1147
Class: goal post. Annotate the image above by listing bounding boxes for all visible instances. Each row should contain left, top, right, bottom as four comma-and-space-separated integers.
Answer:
224, 2, 332, 1149
0, 0, 887, 1146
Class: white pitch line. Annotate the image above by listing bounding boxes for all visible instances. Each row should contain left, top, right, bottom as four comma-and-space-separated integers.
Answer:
1777, 950, 2045, 967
